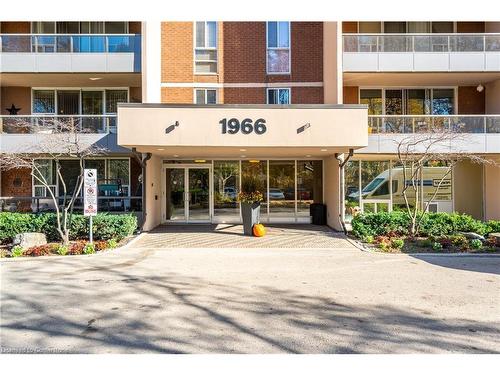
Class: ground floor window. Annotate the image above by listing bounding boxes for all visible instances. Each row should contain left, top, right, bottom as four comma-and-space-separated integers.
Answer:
344, 160, 454, 222
267, 88, 290, 104
165, 159, 323, 223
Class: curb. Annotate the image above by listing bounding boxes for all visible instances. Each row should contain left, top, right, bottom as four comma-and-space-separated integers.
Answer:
0, 233, 146, 263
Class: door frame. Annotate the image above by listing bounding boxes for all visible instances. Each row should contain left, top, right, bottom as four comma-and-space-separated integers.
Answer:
161, 163, 213, 224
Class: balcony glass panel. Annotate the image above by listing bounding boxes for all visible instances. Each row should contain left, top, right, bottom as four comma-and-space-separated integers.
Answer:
414, 35, 448, 52
1, 35, 31, 52
449, 35, 484, 52
485, 35, 500, 52
72, 35, 106, 52
379, 35, 411, 52
108, 35, 134, 52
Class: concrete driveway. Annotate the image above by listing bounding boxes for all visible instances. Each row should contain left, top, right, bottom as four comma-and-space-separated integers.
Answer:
1, 228, 499, 353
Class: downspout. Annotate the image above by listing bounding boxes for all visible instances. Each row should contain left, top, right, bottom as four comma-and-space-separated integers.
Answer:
335, 148, 354, 235
132, 148, 152, 232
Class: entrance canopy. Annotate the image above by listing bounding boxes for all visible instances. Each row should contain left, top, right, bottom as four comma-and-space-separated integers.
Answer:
117, 104, 368, 157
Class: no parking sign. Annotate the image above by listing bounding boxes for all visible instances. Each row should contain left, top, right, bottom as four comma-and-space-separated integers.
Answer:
84, 169, 97, 243
84, 169, 98, 216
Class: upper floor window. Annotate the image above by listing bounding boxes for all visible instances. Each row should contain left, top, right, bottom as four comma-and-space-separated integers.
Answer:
266, 22, 290, 74
195, 22, 217, 74
267, 88, 290, 104
31, 22, 128, 34
359, 88, 455, 116
195, 89, 217, 104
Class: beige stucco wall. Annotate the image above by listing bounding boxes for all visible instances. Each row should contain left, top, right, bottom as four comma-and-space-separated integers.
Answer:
453, 160, 484, 220
486, 79, 500, 114
484, 156, 500, 221
143, 155, 162, 231
118, 105, 368, 151
323, 22, 341, 105
323, 156, 342, 231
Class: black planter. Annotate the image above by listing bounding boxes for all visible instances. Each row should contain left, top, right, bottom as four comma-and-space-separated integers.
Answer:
241, 202, 261, 236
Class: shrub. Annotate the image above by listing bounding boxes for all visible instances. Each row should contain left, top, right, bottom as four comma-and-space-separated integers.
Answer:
68, 241, 86, 255
10, 245, 24, 257
352, 211, 490, 239
363, 235, 374, 244
470, 239, 483, 250
0, 212, 137, 243
390, 238, 404, 250
432, 242, 443, 251
24, 244, 55, 257
486, 220, 500, 234
420, 238, 433, 248
351, 211, 410, 238
94, 240, 109, 251
107, 238, 118, 249
0, 249, 8, 258
437, 236, 453, 249
56, 244, 69, 256
83, 243, 95, 255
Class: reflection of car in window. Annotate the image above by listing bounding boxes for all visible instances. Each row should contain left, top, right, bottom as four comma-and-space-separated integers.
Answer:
223, 187, 237, 199
268, 188, 285, 200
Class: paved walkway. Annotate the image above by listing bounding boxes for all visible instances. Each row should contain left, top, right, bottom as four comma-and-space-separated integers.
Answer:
1, 229, 499, 353
134, 224, 353, 248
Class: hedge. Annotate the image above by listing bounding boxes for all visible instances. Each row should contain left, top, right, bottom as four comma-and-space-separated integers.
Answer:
0, 212, 137, 244
351, 211, 500, 239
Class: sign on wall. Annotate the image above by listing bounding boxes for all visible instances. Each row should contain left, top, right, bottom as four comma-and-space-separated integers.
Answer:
83, 169, 98, 217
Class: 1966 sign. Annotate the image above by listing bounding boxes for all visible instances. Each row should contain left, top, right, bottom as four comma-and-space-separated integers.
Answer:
219, 118, 267, 135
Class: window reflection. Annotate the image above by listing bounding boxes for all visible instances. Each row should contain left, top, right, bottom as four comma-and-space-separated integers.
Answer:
297, 160, 323, 217
214, 161, 240, 218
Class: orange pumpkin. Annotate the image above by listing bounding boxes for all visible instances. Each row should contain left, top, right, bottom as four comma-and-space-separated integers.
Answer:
253, 223, 266, 237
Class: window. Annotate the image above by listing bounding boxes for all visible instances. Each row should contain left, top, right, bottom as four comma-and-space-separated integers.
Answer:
360, 89, 382, 115
358, 22, 381, 33
194, 22, 217, 74
195, 89, 217, 104
267, 21, 290, 74
33, 90, 55, 114
105, 90, 128, 113
33, 160, 57, 197
31, 22, 128, 34
267, 88, 290, 104
432, 89, 455, 115
31, 22, 55, 34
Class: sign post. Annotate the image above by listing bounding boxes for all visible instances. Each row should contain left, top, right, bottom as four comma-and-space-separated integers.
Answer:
83, 169, 98, 243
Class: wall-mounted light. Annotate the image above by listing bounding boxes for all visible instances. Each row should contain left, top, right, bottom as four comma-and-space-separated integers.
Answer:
477, 84, 484, 92
297, 123, 311, 134
165, 121, 180, 134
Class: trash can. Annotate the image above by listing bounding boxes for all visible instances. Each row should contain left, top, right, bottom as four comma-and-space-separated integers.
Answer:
310, 203, 326, 225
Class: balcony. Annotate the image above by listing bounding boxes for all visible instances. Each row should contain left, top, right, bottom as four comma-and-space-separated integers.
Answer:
0, 115, 128, 154
343, 34, 500, 72
0, 34, 141, 73
358, 115, 500, 154
361, 115, 500, 154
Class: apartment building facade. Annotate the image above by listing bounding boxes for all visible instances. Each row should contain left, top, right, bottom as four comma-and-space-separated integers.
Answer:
2, 21, 499, 232
0, 21, 144, 214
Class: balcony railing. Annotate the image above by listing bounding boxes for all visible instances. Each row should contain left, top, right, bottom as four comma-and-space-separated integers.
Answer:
0, 115, 117, 134
0, 34, 140, 53
344, 33, 500, 53
368, 115, 500, 134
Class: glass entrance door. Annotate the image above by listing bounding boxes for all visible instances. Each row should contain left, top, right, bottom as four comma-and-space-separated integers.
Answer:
164, 166, 211, 223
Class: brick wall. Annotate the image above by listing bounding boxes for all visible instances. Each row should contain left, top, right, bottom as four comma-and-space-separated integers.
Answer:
223, 88, 265, 104
458, 86, 485, 114
292, 87, 323, 104
161, 87, 193, 103
1, 168, 32, 197
343, 86, 359, 104
161, 22, 194, 83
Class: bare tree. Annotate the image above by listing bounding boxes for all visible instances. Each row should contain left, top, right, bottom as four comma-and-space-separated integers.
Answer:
0, 118, 107, 244
394, 127, 497, 236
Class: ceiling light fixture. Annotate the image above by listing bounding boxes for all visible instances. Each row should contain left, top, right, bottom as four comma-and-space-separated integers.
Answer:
477, 84, 484, 92
239, 149, 247, 152
173, 154, 179, 157
157, 148, 165, 151
89, 77, 102, 81
320, 149, 328, 152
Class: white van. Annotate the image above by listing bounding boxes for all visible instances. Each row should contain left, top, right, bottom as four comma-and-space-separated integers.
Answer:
348, 167, 453, 212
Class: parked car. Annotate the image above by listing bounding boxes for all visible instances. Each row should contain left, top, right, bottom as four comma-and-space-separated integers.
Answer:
224, 187, 237, 199
268, 188, 285, 200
